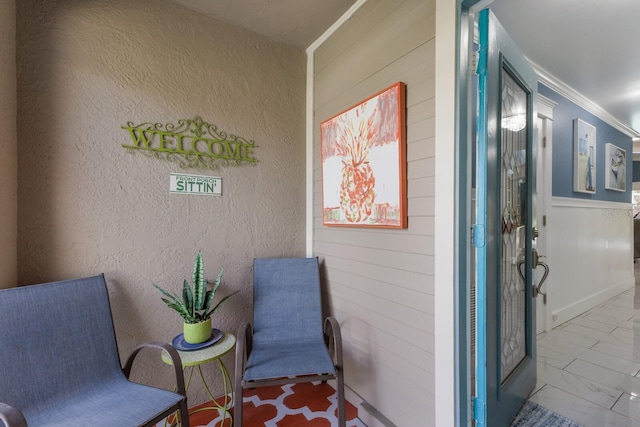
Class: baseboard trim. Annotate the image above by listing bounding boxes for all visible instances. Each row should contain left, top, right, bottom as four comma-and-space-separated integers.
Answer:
345, 385, 396, 427
551, 277, 635, 328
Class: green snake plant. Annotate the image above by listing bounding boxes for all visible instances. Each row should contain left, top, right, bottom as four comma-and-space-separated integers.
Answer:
153, 252, 237, 324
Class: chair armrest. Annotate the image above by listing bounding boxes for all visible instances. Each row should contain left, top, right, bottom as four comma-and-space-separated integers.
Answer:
235, 323, 253, 368
235, 323, 253, 384
0, 403, 27, 427
324, 317, 344, 368
234, 323, 252, 427
122, 342, 187, 397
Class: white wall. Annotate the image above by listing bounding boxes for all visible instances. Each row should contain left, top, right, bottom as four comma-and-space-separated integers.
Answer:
434, 0, 458, 425
312, 0, 438, 425
0, 0, 17, 289
546, 198, 634, 327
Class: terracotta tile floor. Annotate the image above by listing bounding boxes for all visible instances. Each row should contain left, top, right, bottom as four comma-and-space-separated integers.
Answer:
187, 382, 366, 427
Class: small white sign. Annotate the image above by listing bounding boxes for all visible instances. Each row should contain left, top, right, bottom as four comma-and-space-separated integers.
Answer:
170, 173, 222, 196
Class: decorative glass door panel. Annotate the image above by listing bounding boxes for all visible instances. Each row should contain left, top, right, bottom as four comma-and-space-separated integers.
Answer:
500, 69, 529, 383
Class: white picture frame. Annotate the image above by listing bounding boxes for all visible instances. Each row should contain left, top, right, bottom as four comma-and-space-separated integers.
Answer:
604, 143, 626, 192
573, 118, 597, 194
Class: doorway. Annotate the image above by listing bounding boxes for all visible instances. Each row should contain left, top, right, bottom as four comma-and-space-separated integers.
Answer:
459, 3, 540, 426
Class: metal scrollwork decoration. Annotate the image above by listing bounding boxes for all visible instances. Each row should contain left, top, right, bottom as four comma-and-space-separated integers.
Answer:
121, 116, 258, 170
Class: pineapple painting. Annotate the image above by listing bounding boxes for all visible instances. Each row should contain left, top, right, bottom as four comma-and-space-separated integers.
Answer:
335, 104, 378, 222
320, 82, 407, 228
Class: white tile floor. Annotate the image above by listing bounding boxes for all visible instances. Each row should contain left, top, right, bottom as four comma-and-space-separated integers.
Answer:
529, 264, 640, 426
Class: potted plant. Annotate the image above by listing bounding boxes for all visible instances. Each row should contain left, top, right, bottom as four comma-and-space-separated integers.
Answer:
153, 251, 237, 344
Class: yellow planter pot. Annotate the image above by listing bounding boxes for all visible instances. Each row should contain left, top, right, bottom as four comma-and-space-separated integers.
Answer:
183, 318, 212, 344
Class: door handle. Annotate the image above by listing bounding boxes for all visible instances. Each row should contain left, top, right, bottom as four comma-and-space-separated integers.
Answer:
517, 255, 549, 304
519, 248, 539, 283
517, 260, 525, 284
533, 259, 549, 304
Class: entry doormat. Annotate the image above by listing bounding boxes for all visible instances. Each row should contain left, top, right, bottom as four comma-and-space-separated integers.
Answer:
510, 401, 582, 427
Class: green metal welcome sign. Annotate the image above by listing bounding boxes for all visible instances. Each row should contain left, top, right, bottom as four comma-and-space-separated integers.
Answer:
121, 116, 257, 170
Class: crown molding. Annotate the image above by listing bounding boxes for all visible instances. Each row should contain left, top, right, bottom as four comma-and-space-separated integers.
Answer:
537, 93, 557, 120
531, 61, 640, 139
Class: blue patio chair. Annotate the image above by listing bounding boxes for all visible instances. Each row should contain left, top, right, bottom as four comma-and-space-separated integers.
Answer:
234, 257, 345, 426
0, 274, 190, 427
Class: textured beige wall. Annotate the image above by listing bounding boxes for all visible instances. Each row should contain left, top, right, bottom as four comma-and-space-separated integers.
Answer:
0, 0, 18, 290
16, 0, 305, 402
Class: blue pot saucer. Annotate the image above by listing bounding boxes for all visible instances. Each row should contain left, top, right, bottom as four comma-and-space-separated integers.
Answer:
172, 328, 223, 352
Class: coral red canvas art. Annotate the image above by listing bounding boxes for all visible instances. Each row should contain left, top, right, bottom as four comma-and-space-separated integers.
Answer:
320, 82, 407, 228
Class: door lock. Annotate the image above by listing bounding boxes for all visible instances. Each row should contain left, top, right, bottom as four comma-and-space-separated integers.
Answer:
532, 248, 539, 269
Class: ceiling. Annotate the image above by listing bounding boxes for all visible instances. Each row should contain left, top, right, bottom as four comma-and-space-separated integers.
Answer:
490, 0, 640, 140
168, 0, 357, 49
169, 0, 640, 141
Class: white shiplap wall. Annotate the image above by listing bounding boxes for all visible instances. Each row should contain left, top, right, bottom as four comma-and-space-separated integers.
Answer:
312, 0, 436, 425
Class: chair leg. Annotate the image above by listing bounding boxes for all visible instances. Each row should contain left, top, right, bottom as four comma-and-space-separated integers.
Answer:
234, 323, 251, 427
337, 370, 346, 427
178, 399, 190, 427
234, 381, 243, 427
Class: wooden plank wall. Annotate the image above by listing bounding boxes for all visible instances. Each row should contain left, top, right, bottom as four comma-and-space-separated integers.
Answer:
313, 0, 436, 425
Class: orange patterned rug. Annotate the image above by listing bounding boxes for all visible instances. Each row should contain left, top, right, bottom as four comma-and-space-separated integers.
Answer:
187, 382, 366, 427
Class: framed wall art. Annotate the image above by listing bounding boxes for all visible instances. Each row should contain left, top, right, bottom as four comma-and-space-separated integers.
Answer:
573, 118, 596, 194
604, 143, 626, 192
320, 82, 407, 228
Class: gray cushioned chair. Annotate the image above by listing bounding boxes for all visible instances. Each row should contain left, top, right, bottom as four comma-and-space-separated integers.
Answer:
0, 274, 190, 427
234, 257, 345, 427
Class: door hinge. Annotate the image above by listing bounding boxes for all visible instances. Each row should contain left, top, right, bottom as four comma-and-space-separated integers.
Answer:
472, 49, 480, 75
543, 215, 547, 226
472, 224, 486, 248
473, 396, 486, 424
543, 136, 547, 148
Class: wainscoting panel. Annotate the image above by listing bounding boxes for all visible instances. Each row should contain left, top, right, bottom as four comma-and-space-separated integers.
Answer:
547, 197, 634, 328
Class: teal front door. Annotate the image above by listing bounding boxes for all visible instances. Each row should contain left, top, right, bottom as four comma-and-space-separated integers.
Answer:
474, 8, 538, 427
